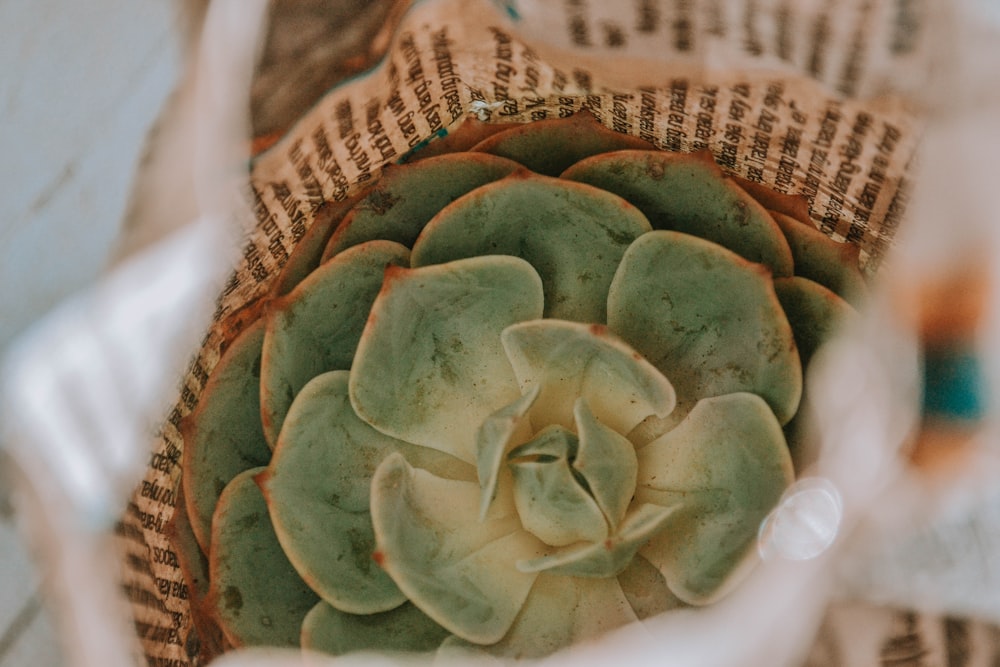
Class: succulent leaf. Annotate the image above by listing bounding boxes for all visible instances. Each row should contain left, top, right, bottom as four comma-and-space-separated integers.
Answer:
350, 255, 544, 463
507, 425, 609, 546
168, 486, 211, 603
323, 153, 521, 260
261, 240, 410, 447
272, 195, 364, 297
608, 230, 802, 425
616, 554, 685, 619
170, 482, 235, 658
182, 320, 271, 553
770, 211, 868, 308
517, 503, 677, 578
773, 276, 858, 465
301, 601, 449, 656
471, 111, 655, 177
441, 574, 638, 659
563, 150, 794, 277
476, 386, 539, 521
370, 453, 546, 644
208, 468, 318, 648
572, 398, 638, 530
636, 393, 794, 604
774, 276, 857, 367
730, 175, 813, 225
261, 371, 471, 615
410, 173, 652, 323
501, 319, 675, 434
178, 112, 866, 661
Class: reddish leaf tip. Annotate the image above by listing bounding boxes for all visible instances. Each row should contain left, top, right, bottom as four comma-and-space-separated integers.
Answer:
253, 469, 271, 490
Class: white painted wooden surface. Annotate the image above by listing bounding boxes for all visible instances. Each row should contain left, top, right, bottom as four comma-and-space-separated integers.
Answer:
0, 1, 184, 665
0, 0, 182, 349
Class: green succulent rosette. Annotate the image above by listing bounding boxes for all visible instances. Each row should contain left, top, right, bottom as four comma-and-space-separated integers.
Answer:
179, 112, 865, 659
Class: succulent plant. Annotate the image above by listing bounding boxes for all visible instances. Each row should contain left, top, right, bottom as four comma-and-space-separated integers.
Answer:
178, 112, 865, 660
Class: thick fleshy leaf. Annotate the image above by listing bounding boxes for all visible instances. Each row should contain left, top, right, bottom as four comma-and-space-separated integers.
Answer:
260, 240, 410, 447
477, 386, 539, 521
182, 320, 271, 553
563, 150, 794, 277
471, 110, 654, 177
572, 399, 639, 530
608, 231, 802, 425
731, 175, 813, 224
501, 319, 675, 434
168, 486, 211, 602
636, 393, 794, 604
272, 195, 363, 297
323, 152, 521, 260
440, 574, 639, 659
301, 601, 449, 656
508, 425, 608, 547
770, 211, 867, 307
616, 554, 685, 620
169, 485, 228, 659
774, 277, 857, 464
370, 454, 546, 644
516, 503, 676, 577
207, 468, 318, 648
410, 173, 651, 323
350, 255, 543, 463
774, 276, 856, 367
260, 371, 471, 616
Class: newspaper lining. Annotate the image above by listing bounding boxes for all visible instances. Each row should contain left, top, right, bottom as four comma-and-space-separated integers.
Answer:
119, 0, 939, 664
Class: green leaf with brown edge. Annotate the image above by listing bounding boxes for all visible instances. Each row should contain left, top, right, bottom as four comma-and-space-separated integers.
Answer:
773, 276, 858, 466
350, 255, 543, 464
207, 468, 319, 648
730, 174, 813, 224
507, 425, 609, 547
769, 210, 868, 308
616, 554, 685, 620
608, 230, 802, 425
323, 152, 521, 260
260, 370, 470, 616
563, 150, 794, 278
411, 173, 652, 323
572, 398, 639, 531
271, 194, 365, 297
773, 276, 857, 367
370, 453, 546, 645
636, 393, 794, 604
516, 503, 677, 578
167, 484, 227, 661
181, 319, 271, 553
476, 386, 539, 521
500, 319, 674, 436
260, 240, 409, 448
471, 110, 655, 177
301, 601, 450, 657
438, 574, 638, 660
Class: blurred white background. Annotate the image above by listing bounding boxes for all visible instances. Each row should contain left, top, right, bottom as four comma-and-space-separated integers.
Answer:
0, 1, 187, 350
0, 2, 186, 664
